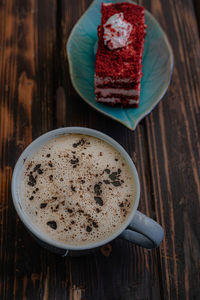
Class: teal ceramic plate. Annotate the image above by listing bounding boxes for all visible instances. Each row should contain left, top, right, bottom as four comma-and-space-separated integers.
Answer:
67, 0, 173, 130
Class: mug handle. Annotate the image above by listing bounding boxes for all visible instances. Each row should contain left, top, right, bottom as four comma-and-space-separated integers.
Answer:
119, 211, 164, 249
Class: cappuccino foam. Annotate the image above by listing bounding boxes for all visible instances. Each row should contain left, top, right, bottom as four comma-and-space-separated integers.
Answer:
20, 134, 136, 245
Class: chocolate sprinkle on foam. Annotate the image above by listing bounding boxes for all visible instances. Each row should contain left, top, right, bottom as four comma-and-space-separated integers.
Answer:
71, 186, 76, 192
94, 196, 103, 206
86, 225, 92, 232
28, 174, 36, 186
33, 164, 41, 172
47, 221, 57, 230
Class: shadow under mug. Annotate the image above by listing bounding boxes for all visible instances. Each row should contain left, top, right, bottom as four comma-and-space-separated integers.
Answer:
11, 127, 164, 256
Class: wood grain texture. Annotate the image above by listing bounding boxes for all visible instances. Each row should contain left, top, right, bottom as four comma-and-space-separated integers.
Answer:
0, 0, 200, 299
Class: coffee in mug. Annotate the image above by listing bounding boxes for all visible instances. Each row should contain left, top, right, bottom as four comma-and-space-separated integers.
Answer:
20, 134, 137, 246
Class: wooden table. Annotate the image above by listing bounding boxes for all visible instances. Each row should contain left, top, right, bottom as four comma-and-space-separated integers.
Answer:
0, 0, 200, 299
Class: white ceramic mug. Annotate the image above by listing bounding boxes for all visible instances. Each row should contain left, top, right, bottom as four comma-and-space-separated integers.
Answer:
11, 127, 164, 256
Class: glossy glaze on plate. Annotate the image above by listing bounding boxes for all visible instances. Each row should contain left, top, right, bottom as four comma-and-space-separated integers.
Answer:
67, 0, 173, 130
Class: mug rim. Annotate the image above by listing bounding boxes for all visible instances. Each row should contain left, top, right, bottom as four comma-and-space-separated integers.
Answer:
11, 127, 140, 251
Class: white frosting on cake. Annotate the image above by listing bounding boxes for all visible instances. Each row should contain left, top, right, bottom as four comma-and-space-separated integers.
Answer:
97, 97, 139, 105
103, 13, 132, 50
95, 88, 140, 97
95, 76, 136, 85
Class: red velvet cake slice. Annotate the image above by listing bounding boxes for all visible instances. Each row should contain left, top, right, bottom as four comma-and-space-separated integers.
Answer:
95, 2, 146, 108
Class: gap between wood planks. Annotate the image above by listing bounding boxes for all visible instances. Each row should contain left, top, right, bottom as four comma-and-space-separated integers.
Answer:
55, 0, 67, 128
193, 0, 200, 35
